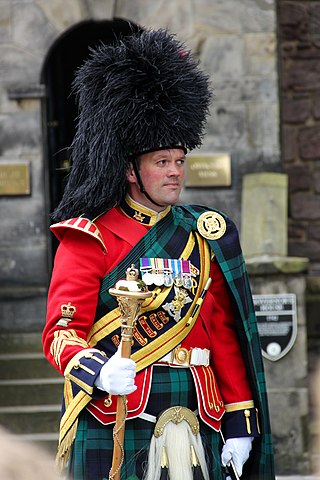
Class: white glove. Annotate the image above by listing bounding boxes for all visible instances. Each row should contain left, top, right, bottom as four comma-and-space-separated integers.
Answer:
95, 348, 137, 395
221, 437, 254, 477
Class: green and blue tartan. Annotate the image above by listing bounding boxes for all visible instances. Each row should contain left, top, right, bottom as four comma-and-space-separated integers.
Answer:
68, 367, 224, 480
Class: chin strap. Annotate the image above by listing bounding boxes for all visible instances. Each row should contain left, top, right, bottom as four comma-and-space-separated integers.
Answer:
132, 158, 165, 208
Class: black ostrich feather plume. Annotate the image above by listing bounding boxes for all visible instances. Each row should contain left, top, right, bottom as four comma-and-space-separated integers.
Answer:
52, 28, 212, 221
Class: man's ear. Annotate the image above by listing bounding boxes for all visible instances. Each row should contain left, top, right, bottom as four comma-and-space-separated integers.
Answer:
126, 162, 136, 184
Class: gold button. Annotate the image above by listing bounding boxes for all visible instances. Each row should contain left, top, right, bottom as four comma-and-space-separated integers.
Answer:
104, 396, 112, 408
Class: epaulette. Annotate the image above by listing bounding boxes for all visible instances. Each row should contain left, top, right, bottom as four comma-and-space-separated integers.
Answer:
50, 217, 107, 251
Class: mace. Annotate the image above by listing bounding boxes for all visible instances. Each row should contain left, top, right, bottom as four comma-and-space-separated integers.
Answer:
108, 264, 152, 480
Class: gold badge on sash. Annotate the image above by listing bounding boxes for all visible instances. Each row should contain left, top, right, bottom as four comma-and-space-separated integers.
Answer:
197, 211, 226, 240
163, 286, 192, 322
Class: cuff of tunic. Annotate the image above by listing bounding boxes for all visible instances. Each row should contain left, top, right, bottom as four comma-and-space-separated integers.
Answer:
222, 401, 261, 439
64, 349, 108, 395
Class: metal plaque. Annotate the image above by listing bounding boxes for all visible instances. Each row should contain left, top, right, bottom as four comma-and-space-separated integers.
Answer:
0, 161, 31, 196
253, 293, 297, 361
186, 153, 231, 187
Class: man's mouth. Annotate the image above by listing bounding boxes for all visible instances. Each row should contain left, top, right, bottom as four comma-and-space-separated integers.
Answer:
164, 182, 179, 188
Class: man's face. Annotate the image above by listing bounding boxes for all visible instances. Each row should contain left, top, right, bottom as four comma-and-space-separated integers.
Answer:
127, 148, 186, 211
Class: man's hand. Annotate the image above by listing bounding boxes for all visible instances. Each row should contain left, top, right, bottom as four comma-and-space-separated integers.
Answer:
221, 437, 253, 478
95, 348, 137, 395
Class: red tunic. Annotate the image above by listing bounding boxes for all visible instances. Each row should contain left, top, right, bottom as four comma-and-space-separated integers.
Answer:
43, 205, 256, 438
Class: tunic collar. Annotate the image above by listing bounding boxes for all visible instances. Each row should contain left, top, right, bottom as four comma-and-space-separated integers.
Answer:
120, 195, 171, 226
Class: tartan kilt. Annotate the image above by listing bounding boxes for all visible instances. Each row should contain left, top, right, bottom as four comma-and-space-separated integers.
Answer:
68, 366, 224, 480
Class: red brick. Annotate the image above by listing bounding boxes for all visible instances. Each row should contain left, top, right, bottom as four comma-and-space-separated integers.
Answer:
298, 125, 320, 159
314, 170, 320, 194
282, 59, 320, 90
314, 90, 320, 119
282, 125, 297, 162
310, 4, 320, 48
290, 191, 320, 219
288, 219, 307, 240
282, 96, 311, 123
307, 221, 320, 241
279, 1, 308, 42
288, 239, 320, 260
285, 165, 313, 192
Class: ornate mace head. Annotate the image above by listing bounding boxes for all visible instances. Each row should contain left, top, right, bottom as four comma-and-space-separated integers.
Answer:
109, 264, 152, 299
109, 265, 152, 343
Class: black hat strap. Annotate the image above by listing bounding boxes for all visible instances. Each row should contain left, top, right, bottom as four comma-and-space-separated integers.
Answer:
132, 158, 165, 209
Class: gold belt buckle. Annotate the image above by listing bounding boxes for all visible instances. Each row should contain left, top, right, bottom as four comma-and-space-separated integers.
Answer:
173, 346, 192, 365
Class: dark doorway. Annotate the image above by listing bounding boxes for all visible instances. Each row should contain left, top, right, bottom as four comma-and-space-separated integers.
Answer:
41, 19, 140, 257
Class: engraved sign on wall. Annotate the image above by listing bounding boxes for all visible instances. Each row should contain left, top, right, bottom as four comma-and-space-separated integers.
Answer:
253, 293, 297, 361
0, 161, 31, 195
185, 153, 231, 187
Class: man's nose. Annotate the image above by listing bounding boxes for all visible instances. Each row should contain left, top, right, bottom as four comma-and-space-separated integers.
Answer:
167, 163, 181, 176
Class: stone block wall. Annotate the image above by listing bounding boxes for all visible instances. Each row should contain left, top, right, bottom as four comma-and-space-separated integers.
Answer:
278, 9, 320, 466
278, 0, 320, 273
0, 0, 118, 334
176, 0, 281, 224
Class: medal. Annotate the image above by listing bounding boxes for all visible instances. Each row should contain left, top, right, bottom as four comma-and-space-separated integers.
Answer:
173, 275, 183, 287
154, 273, 164, 286
182, 260, 192, 289
140, 258, 153, 285
140, 257, 191, 288
163, 258, 173, 287
154, 258, 164, 286
164, 271, 173, 287
172, 259, 183, 287
142, 271, 153, 285
148, 258, 159, 285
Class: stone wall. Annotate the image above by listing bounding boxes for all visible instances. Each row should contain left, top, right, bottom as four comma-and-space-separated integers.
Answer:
278, 8, 320, 467
278, 0, 320, 273
176, 0, 281, 223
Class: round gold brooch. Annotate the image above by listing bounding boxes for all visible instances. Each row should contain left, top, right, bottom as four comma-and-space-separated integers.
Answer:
197, 211, 227, 240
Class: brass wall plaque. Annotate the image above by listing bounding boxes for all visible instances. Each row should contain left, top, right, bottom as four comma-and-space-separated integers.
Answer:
186, 153, 231, 187
0, 161, 31, 195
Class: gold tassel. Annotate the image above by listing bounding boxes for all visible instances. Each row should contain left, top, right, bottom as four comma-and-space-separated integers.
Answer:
244, 409, 251, 434
55, 419, 78, 472
190, 445, 200, 467
161, 446, 169, 468
160, 447, 169, 480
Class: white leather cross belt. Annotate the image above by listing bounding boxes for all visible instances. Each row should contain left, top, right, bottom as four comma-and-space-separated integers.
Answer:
157, 346, 210, 367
